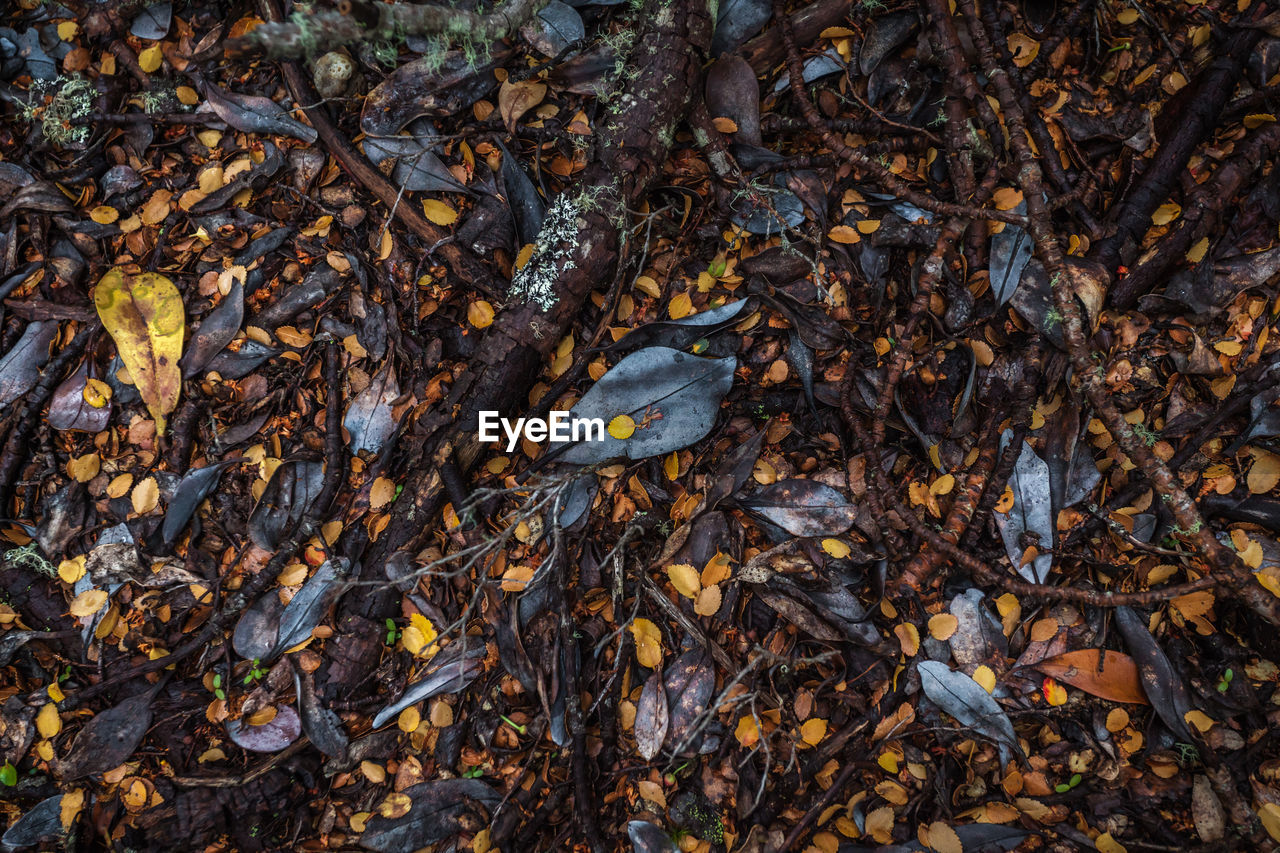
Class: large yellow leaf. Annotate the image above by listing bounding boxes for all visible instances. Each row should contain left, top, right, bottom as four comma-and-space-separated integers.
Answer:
94, 270, 184, 431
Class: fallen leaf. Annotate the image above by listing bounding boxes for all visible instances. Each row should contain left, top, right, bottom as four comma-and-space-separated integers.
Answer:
94, 270, 185, 432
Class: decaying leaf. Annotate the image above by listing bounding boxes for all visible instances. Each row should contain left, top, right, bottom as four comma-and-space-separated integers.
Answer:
93, 270, 185, 431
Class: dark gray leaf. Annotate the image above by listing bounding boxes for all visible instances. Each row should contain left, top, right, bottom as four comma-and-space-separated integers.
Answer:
711, 0, 770, 56
54, 690, 155, 780
877, 823, 1027, 853
294, 666, 349, 759
860, 11, 918, 75
345, 361, 399, 455
522, 0, 584, 56
0, 320, 55, 407
705, 428, 766, 512
1, 794, 65, 850
739, 479, 857, 537
183, 279, 243, 378
996, 431, 1053, 583
947, 589, 1007, 672
202, 84, 317, 143
496, 139, 545, 247
268, 558, 349, 659
129, 2, 171, 39
772, 49, 845, 93
233, 591, 286, 661
204, 339, 279, 379
226, 704, 301, 753
705, 55, 761, 146
0, 630, 43, 667
635, 670, 668, 761
556, 347, 736, 465
730, 175, 805, 235
917, 660, 1022, 767
663, 649, 715, 751
991, 207, 1032, 305
161, 461, 232, 545
359, 778, 501, 852
363, 135, 469, 194
1114, 606, 1196, 742
371, 643, 487, 729
47, 359, 111, 433
248, 459, 325, 550
361, 50, 510, 136
628, 820, 679, 853
608, 298, 751, 353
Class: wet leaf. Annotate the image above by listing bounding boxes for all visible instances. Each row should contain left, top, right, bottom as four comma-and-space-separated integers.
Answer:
183, 277, 243, 378
93, 270, 185, 431
161, 461, 232, 545
248, 460, 325, 551
371, 643, 487, 729
996, 431, 1054, 583
1113, 607, 1195, 741
556, 347, 736, 465
227, 704, 301, 753
0, 320, 56, 407
202, 83, 318, 143
635, 670, 668, 761
918, 660, 1022, 768
54, 690, 155, 780
359, 778, 501, 851
738, 479, 858, 537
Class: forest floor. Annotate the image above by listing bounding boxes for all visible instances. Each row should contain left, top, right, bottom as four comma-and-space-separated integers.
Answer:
4, 0, 1280, 851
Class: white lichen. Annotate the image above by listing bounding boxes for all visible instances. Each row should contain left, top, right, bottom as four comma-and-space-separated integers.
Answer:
509, 193, 582, 312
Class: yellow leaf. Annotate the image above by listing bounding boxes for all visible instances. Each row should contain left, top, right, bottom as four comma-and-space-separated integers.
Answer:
711, 116, 738, 133
822, 538, 851, 558
973, 665, 996, 693
1007, 33, 1039, 66
694, 584, 721, 616
856, 219, 881, 234
497, 79, 547, 132
94, 270, 185, 432
1116, 7, 1139, 23
1151, 203, 1181, 225
132, 476, 160, 514
923, 821, 963, 853
90, 205, 119, 224
58, 557, 86, 584
667, 564, 700, 599
138, 44, 163, 73
1184, 709, 1214, 733
59, 789, 84, 829
69, 589, 108, 618
930, 473, 955, 496
67, 453, 100, 483
827, 225, 860, 244
1261, 802, 1280, 842
467, 300, 494, 329
1245, 113, 1277, 129
992, 187, 1024, 210
663, 451, 679, 481
608, 415, 635, 439
630, 618, 663, 668
634, 275, 661, 298
800, 717, 828, 746
1186, 238, 1210, 264
515, 243, 535, 270
82, 378, 112, 408
894, 623, 920, 656
668, 291, 693, 320
734, 714, 761, 747
397, 706, 421, 733
37, 703, 61, 738
57, 21, 79, 40
176, 86, 199, 105
1096, 832, 1128, 853
422, 199, 459, 226
369, 476, 397, 510
1249, 451, 1280, 494
928, 613, 958, 641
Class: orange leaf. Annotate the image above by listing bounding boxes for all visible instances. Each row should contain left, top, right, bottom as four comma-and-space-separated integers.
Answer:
1034, 649, 1149, 704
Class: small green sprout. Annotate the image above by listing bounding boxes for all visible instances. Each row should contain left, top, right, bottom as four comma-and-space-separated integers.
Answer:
1217, 668, 1234, 693
1054, 772, 1083, 793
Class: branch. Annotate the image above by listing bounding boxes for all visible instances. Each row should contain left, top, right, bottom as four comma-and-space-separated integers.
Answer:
227, 0, 549, 59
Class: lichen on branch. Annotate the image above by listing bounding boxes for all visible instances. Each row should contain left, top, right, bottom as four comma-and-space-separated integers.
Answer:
227, 0, 549, 59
